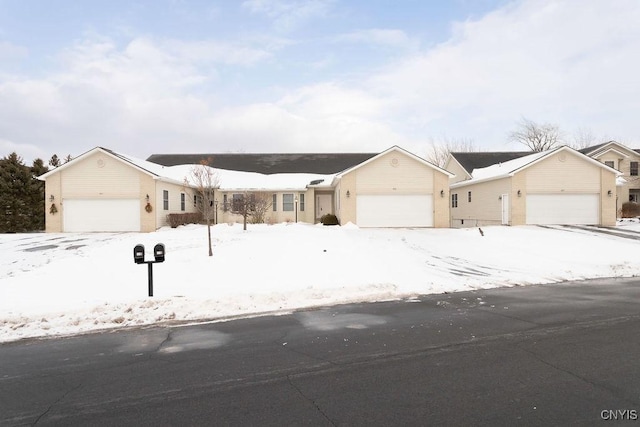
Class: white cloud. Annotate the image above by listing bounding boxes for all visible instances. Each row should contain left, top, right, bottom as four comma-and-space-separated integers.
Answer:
242, 0, 333, 32
2, 0, 640, 160
0, 40, 28, 61
333, 29, 417, 50
365, 0, 640, 146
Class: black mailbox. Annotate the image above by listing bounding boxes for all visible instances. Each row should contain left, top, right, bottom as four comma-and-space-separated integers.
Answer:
134, 244, 145, 264
154, 243, 165, 263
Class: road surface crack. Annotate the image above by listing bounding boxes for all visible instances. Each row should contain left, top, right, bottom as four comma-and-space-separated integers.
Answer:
287, 375, 337, 426
519, 346, 639, 405
32, 383, 82, 425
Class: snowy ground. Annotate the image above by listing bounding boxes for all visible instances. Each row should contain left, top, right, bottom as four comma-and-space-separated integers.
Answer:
2, 220, 640, 343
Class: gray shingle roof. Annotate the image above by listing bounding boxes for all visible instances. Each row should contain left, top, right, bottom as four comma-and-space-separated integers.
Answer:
146, 153, 378, 174
450, 151, 532, 174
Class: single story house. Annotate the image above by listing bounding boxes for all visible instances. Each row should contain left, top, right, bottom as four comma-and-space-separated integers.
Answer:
39, 146, 452, 232
445, 146, 619, 227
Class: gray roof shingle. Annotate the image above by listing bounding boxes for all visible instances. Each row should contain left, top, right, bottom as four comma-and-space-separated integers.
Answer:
450, 151, 532, 174
146, 153, 378, 175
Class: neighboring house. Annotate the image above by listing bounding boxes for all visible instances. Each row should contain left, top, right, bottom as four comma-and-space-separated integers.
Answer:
446, 146, 619, 227
40, 146, 451, 232
579, 141, 640, 213
38, 147, 203, 232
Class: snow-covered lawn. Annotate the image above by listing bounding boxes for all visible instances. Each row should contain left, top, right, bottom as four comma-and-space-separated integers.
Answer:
2, 221, 640, 343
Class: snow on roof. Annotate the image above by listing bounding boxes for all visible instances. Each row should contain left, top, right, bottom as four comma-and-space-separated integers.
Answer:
109, 148, 336, 190
212, 169, 335, 191
466, 150, 550, 182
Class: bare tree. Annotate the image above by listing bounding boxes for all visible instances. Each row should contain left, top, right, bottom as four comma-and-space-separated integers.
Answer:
187, 159, 219, 256
230, 191, 273, 230
426, 136, 477, 167
509, 117, 562, 152
569, 127, 597, 150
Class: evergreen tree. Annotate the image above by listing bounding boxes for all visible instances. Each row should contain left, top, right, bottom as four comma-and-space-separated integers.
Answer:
0, 153, 32, 232
30, 158, 48, 230
0, 153, 48, 232
49, 154, 60, 167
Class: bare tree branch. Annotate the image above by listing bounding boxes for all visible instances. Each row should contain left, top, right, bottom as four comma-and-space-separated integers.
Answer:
185, 158, 219, 257
229, 191, 273, 231
426, 137, 477, 167
509, 117, 562, 152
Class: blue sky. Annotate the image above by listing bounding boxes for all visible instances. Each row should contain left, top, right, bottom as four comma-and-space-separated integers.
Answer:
1, 0, 639, 161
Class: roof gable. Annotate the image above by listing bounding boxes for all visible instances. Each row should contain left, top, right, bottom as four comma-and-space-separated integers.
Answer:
337, 146, 454, 178
451, 146, 620, 188
38, 147, 164, 181
581, 141, 637, 158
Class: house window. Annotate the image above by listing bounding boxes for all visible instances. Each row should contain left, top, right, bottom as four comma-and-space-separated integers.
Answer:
223, 194, 228, 211
272, 194, 277, 211
232, 194, 243, 212
604, 160, 615, 169
468, 191, 471, 203
283, 194, 294, 211
631, 161, 638, 176
163, 190, 169, 210
193, 194, 198, 208
451, 193, 458, 208
299, 194, 305, 211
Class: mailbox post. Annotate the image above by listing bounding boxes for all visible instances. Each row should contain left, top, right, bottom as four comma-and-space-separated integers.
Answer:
133, 243, 165, 296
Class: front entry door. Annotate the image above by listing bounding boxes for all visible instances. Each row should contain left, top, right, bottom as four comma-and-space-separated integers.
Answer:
316, 194, 332, 220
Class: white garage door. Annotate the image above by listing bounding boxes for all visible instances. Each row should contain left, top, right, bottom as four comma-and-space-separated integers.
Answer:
63, 199, 141, 232
526, 194, 599, 225
356, 195, 433, 227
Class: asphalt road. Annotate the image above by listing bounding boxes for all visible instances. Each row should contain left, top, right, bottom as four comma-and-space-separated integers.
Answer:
2, 278, 640, 426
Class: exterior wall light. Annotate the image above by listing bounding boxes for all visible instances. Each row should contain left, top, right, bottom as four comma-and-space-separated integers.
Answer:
608, 190, 612, 197
440, 190, 445, 197
145, 194, 150, 202
49, 195, 55, 202
346, 190, 350, 198
517, 190, 522, 197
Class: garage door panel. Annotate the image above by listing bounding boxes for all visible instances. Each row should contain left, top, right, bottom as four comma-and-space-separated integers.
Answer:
526, 194, 599, 225
63, 199, 140, 232
356, 195, 433, 227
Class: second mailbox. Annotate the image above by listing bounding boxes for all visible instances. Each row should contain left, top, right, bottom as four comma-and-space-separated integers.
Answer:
154, 243, 165, 263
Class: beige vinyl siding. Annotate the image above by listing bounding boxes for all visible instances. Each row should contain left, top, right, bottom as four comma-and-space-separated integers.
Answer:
600, 168, 617, 226
156, 181, 199, 228
217, 190, 315, 224
60, 152, 141, 198
46, 152, 152, 232
356, 153, 433, 194
525, 151, 601, 193
339, 150, 448, 227
338, 173, 356, 224
433, 171, 450, 228
444, 158, 470, 184
44, 173, 62, 232
451, 178, 511, 227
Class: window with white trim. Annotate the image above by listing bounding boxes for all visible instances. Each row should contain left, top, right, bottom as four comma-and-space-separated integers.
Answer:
631, 161, 638, 176
451, 193, 458, 208
283, 194, 294, 211
163, 190, 169, 210
180, 193, 186, 211
299, 194, 305, 211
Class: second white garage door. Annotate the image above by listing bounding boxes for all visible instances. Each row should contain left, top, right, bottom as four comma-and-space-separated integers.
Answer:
356, 195, 433, 227
526, 194, 599, 225
63, 199, 141, 232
